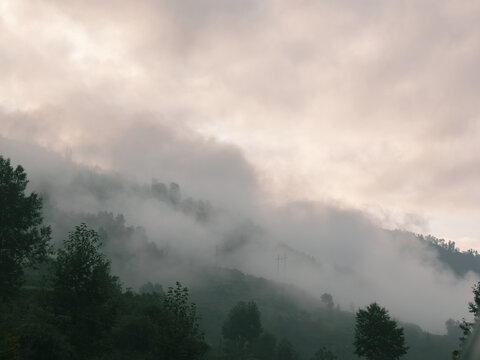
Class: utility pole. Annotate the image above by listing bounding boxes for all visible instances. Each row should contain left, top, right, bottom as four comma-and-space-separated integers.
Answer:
276, 254, 287, 278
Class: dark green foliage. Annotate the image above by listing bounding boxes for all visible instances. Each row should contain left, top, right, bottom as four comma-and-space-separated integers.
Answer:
17, 304, 72, 360
277, 338, 299, 360
311, 346, 338, 360
52, 223, 121, 359
112, 283, 209, 360
222, 301, 263, 359
354, 303, 408, 360
0, 156, 51, 302
252, 332, 277, 359
192, 267, 457, 360
160, 282, 209, 359
222, 301, 263, 343
0, 333, 19, 360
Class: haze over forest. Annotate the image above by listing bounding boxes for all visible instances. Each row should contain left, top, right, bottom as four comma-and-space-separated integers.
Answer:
2, 0, 480, 350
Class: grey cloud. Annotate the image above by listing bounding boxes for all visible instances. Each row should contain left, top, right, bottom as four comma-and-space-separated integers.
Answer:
0, 135, 476, 333
2, 0, 480, 335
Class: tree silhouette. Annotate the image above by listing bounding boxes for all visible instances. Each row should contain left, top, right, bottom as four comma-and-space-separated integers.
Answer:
0, 156, 51, 302
52, 223, 120, 358
222, 301, 262, 359
354, 303, 408, 360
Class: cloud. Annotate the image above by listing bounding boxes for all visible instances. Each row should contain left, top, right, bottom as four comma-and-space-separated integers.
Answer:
1, 0, 480, 332
0, 136, 476, 334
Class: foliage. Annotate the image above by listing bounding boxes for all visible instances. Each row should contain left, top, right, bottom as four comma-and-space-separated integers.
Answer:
160, 282, 209, 359
251, 332, 277, 360
222, 301, 263, 359
321, 293, 334, 310
223, 301, 262, 344
0, 156, 51, 302
354, 303, 408, 360
453, 281, 480, 359
311, 346, 338, 360
415, 233, 480, 277
0, 157, 468, 360
277, 338, 299, 360
112, 283, 209, 360
0, 333, 19, 360
52, 223, 121, 358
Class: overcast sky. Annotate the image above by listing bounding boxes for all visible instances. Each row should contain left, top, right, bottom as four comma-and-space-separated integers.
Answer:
1, 0, 480, 249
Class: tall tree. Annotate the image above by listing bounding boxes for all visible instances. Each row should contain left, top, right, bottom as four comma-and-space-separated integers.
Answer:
353, 303, 408, 360
52, 223, 120, 359
0, 156, 51, 302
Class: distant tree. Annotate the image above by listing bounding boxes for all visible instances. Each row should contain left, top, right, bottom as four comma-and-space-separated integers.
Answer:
353, 303, 408, 360
312, 346, 338, 360
0, 156, 51, 301
453, 281, 480, 359
277, 338, 299, 360
52, 223, 121, 358
223, 301, 262, 343
321, 293, 334, 310
222, 301, 262, 359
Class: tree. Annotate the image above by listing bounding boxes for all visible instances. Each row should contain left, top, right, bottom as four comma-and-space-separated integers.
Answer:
52, 223, 120, 359
353, 303, 408, 360
0, 156, 51, 301
312, 346, 338, 360
159, 282, 209, 360
222, 301, 262, 359
277, 338, 299, 360
453, 281, 480, 359
223, 301, 262, 344
112, 283, 208, 360
321, 293, 334, 310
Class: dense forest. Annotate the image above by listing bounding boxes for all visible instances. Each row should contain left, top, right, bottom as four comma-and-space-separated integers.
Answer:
0, 154, 478, 359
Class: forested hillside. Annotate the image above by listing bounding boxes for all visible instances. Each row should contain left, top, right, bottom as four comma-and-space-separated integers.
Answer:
0, 154, 475, 359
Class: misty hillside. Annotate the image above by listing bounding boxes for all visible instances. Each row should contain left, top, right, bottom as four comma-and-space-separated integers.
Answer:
417, 234, 480, 277
1, 139, 478, 359
4, 2, 480, 358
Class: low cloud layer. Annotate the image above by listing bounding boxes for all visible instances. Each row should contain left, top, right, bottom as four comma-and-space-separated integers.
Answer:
1, 136, 477, 334
1, 0, 480, 334
1, 0, 480, 245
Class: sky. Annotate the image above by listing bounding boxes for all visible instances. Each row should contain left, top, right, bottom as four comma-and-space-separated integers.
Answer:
1, 0, 480, 248
1, 0, 480, 333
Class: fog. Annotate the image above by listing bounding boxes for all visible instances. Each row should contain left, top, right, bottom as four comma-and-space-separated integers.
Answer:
2, 0, 480, 337
0, 133, 476, 334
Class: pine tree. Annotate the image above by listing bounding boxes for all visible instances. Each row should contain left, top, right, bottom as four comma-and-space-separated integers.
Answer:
354, 303, 408, 360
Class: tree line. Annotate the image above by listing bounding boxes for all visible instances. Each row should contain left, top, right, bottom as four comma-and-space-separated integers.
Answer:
1, 155, 477, 359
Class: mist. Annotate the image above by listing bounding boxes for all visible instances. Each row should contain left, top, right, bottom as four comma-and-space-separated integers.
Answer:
2, 0, 480, 341
0, 132, 476, 335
